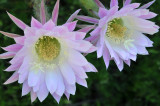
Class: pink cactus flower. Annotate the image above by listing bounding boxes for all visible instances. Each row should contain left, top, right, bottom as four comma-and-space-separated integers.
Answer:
0, 0, 97, 103
77, 0, 159, 71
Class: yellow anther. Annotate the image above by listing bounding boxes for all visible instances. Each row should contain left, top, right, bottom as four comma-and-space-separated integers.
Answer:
106, 18, 128, 43
35, 36, 61, 62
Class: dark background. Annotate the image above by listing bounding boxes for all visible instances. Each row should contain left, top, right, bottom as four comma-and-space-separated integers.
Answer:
0, 0, 160, 106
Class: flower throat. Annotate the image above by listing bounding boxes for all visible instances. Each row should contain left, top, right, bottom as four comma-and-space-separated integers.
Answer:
106, 18, 127, 43
35, 36, 61, 62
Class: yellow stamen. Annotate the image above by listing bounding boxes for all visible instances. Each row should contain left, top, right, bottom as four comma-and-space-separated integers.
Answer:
35, 36, 61, 62
106, 18, 127, 43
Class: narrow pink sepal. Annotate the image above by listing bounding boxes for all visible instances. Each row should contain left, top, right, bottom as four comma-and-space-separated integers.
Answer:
66, 9, 81, 23
140, 0, 155, 9
110, 0, 118, 8
4, 71, 18, 85
14, 36, 26, 45
52, 0, 60, 25
85, 46, 97, 53
0, 31, 21, 38
78, 25, 95, 33
94, 0, 105, 8
63, 21, 77, 32
7, 12, 28, 30
31, 17, 43, 28
5, 62, 21, 72
107, 5, 119, 17
85, 34, 99, 42
124, 3, 140, 9
0, 52, 15, 59
139, 12, 157, 19
124, 0, 132, 6
2, 44, 23, 52
76, 15, 99, 24
98, 7, 108, 18
40, 0, 46, 24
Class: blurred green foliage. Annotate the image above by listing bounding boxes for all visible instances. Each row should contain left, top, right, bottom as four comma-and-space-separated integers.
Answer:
0, 0, 160, 106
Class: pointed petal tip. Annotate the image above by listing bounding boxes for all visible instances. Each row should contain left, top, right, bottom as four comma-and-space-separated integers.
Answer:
40, 0, 46, 24
0, 31, 21, 38
52, 0, 60, 25
3, 82, 8, 85
66, 9, 81, 23
6, 11, 28, 30
140, 0, 156, 9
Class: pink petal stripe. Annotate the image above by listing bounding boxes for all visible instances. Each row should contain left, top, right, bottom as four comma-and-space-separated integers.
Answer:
94, 0, 105, 8
110, 0, 118, 8
97, 42, 104, 58
55, 72, 65, 96
124, 0, 132, 6
99, 7, 108, 18
63, 21, 77, 32
117, 59, 124, 71
140, 0, 155, 9
31, 90, 37, 102
37, 80, 49, 102
85, 46, 97, 53
65, 92, 70, 100
4, 71, 18, 85
103, 46, 110, 69
52, 93, 61, 103
22, 81, 31, 96
45, 70, 58, 94
107, 5, 119, 17
78, 25, 95, 33
85, 34, 99, 42
0, 31, 21, 38
5, 62, 21, 72
14, 36, 26, 45
40, 0, 46, 24
124, 60, 131, 66
7, 12, 28, 30
77, 15, 99, 24
124, 3, 140, 8
76, 76, 87, 88
66, 9, 81, 23
0, 52, 15, 59
52, 0, 60, 25
31, 17, 43, 28
139, 12, 157, 19
18, 70, 29, 84
64, 82, 76, 95
71, 65, 88, 79
85, 64, 96, 72
74, 32, 86, 40
43, 20, 56, 30
60, 62, 76, 85
2, 44, 23, 52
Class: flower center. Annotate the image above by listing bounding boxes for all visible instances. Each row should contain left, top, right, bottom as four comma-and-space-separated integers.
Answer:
106, 18, 127, 43
35, 36, 61, 62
